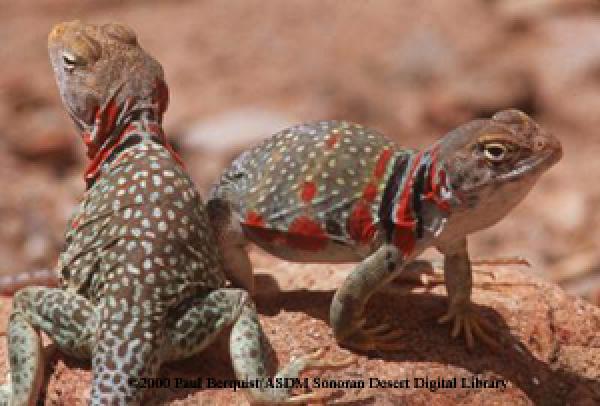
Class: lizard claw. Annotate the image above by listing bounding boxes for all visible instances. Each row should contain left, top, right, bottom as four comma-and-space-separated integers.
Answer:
254, 349, 352, 405
271, 349, 353, 404
282, 390, 343, 405
362, 322, 392, 335
471, 256, 530, 267
438, 303, 500, 351
299, 348, 355, 370
340, 321, 406, 352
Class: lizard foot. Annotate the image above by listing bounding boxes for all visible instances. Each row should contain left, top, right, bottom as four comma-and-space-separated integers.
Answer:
294, 348, 355, 371
339, 319, 405, 352
391, 257, 528, 289
438, 303, 500, 351
280, 349, 354, 404
392, 258, 525, 289
0, 373, 11, 406
471, 256, 530, 267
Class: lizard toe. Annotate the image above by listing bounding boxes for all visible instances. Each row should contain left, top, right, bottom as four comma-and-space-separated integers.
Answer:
339, 325, 406, 353
439, 304, 501, 351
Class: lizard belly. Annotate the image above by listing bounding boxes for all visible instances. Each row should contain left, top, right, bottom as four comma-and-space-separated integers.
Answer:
243, 224, 370, 263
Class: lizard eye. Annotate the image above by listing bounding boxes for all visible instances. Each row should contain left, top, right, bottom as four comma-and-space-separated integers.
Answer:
483, 142, 508, 162
62, 51, 78, 72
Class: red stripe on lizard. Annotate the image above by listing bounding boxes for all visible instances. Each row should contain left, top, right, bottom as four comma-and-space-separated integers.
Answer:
84, 100, 124, 184
347, 149, 395, 245
71, 216, 81, 229
325, 133, 341, 148
362, 182, 377, 203
245, 210, 265, 227
422, 145, 450, 212
83, 80, 184, 187
393, 151, 424, 256
155, 79, 169, 116
83, 100, 120, 159
108, 123, 139, 167
374, 148, 393, 179
300, 181, 317, 202
347, 202, 376, 244
243, 210, 281, 243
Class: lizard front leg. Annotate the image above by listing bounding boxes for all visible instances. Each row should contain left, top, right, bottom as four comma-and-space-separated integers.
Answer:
0, 286, 97, 406
330, 244, 406, 352
437, 238, 500, 350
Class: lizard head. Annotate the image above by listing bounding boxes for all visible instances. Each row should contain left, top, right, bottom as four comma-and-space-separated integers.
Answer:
48, 20, 167, 157
435, 109, 562, 232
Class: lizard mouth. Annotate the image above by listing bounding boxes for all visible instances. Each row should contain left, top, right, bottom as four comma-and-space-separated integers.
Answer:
497, 146, 562, 182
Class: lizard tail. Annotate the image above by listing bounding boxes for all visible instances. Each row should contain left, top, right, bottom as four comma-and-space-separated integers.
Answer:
0, 269, 58, 296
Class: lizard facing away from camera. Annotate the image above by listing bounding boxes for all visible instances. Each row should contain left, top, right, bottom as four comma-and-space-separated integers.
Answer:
209, 110, 562, 352
0, 20, 350, 406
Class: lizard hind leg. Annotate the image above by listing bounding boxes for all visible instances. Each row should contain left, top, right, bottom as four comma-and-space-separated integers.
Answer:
228, 289, 353, 404
163, 288, 353, 404
0, 286, 97, 406
162, 288, 248, 361
207, 198, 255, 295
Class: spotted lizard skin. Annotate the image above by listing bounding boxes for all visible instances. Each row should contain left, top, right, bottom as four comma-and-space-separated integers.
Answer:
219, 122, 406, 261
0, 21, 350, 405
210, 112, 563, 352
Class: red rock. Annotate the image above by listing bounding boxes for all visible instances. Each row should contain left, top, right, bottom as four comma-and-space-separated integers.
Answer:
0, 260, 597, 404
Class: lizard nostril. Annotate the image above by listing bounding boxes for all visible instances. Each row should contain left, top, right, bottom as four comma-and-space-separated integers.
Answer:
535, 139, 546, 150
553, 138, 564, 160
536, 135, 562, 162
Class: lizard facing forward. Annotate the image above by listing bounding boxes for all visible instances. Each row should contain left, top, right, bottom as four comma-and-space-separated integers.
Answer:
209, 111, 562, 352
0, 20, 349, 405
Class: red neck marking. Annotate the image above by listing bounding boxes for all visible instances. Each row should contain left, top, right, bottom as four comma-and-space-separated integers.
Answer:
83, 116, 184, 188
392, 151, 424, 255
82, 80, 183, 188
422, 144, 451, 212
391, 145, 451, 256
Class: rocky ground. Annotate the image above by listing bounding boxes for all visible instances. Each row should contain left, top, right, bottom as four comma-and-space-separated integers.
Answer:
0, 0, 599, 404
0, 262, 598, 405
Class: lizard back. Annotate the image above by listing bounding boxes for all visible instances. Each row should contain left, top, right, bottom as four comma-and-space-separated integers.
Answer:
211, 120, 415, 262
59, 138, 225, 304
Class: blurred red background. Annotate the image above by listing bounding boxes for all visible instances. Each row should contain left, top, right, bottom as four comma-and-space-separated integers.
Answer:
1, 0, 599, 303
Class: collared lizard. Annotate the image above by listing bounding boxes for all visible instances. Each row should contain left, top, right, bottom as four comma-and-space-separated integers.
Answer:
209, 111, 562, 352
0, 20, 350, 405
